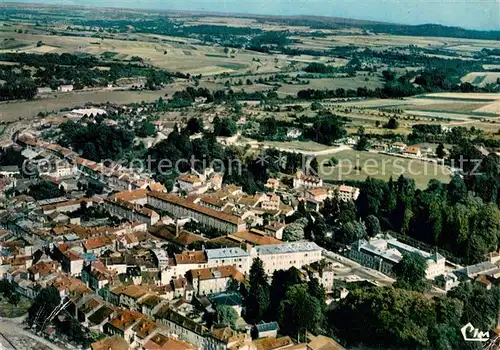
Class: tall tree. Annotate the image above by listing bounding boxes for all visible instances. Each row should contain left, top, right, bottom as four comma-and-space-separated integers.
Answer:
393, 252, 429, 292
245, 258, 270, 324
436, 143, 446, 158
365, 214, 381, 237
269, 267, 303, 316
27, 286, 61, 327
279, 284, 323, 341
214, 305, 238, 328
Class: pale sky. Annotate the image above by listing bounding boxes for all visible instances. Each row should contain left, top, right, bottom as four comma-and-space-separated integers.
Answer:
13, 0, 500, 30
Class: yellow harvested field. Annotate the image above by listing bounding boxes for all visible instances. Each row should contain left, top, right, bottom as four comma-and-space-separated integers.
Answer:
461, 72, 500, 87
475, 100, 500, 115
422, 93, 500, 100
334, 99, 410, 108
0, 89, 175, 121
405, 102, 488, 114
183, 66, 237, 75
0, 32, 277, 75
22, 45, 60, 53
0, 61, 19, 66
291, 34, 498, 56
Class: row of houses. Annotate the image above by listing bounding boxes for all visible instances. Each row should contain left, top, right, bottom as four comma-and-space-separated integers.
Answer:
160, 241, 323, 283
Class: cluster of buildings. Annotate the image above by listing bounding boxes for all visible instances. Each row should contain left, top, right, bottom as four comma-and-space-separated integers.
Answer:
0, 108, 380, 350
0, 210, 326, 349
286, 171, 360, 211
348, 234, 500, 293
17, 133, 165, 191
0, 133, 343, 349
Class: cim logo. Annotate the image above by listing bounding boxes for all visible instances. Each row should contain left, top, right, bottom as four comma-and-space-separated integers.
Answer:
461, 323, 490, 342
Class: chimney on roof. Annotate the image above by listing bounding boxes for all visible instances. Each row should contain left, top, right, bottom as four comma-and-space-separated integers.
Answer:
175, 219, 180, 237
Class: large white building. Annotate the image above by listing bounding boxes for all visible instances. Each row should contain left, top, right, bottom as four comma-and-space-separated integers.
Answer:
161, 241, 323, 283
293, 171, 323, 189
349, 235, 445, 279
250, 242, 323, 275
336, 185, 360, 202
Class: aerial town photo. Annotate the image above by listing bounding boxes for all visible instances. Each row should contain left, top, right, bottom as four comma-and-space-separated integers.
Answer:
0, 0, 499, 349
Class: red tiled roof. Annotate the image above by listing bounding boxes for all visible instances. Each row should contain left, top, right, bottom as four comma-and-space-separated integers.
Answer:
108, 310, 143, 331
91, 336, 129, 350
177, 174, 201, 184
83, 235, 114, 250
230, 229, 281, 246
148, 193, 243, 225
111, 189, 148, 202
187, 265, 245, 282
308, 188, 328, 197
253, 336, 293, 350
174, 251, 207, 265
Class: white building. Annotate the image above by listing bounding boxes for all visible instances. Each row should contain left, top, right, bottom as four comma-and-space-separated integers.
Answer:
161, 241, 323, 283
402, 146, 422, 158
349, 235, 446, 279
58, 84, 74, 92
336, 185, 360, 202
250, 241, 323, 275
286, 128, 302, 139
39, 160, 77, 179
293, 171, 323, 189
68, 108, 107, 119
104, 197, 160, 227
435, 272, 460, 292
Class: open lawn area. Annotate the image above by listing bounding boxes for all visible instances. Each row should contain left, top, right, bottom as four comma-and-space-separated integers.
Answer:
318, 150, 452, 188
260, 140, 335, 152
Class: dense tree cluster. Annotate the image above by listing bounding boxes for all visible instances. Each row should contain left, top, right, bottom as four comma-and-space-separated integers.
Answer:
393, 252, 429, 292
356, 172, 500, 264
304, 113, 347, 146
304, 62, 336, 74
59, 120, 134, 161
329, 285, 494, 349
213, 116, 237, 137
28, 180, 65, 200
245, 260, 325, 341
0, 52, 184, 100
261, 15, 500, 40
408, 125, 484, 145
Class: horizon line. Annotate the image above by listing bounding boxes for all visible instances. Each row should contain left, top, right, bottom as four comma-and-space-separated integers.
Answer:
2, 1, 499, 33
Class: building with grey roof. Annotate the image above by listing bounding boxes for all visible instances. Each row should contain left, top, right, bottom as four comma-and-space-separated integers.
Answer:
206, 247, 248, 260
455, 261, 497, 279
349, 235, 446, 279
249, 241, 323, 275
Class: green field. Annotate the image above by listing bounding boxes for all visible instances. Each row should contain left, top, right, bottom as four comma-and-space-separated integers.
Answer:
318, 150, 452, 188
261, 140, 335, 152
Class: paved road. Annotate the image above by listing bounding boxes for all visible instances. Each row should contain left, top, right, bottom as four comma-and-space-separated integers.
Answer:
0, 121, 27, 144
0, 318, 65, 350
323, 250, 395, 287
